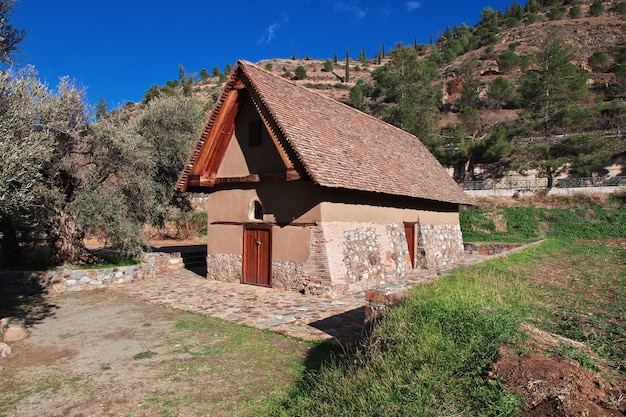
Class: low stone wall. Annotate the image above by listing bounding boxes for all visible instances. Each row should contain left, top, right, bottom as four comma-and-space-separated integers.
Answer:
0, 252, 184, 295
463, 242, 523, 255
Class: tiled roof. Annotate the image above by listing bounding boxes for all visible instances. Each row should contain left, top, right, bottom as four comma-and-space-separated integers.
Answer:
178, 60, 472, 205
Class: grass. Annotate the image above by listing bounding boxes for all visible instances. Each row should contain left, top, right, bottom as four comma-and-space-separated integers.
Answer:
133, 312, 321, 417
261, 196, 623, 416
264, 255, 529, 416
3, 194, 623, 416
263, 237, 625, 416
133, 350, 157, 360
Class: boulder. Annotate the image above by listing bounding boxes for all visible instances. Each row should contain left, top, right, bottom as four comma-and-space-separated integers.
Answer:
1, 317, 28, 342
0, 342, 11, 358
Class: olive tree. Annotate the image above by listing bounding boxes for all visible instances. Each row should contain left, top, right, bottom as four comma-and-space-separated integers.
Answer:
0, 68, 205, 266
75, 95, 204, 259
0, 0, 25, 64
0, 68, 52, 265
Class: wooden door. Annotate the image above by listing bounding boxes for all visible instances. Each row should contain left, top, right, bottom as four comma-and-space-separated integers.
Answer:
242, 225, 272, 287
404, 223, 415, 268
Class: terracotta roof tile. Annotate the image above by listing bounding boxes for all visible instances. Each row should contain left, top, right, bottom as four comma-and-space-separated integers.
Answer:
178, 60, 472, 205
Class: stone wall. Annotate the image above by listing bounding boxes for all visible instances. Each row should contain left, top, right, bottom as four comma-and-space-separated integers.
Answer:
0, 252, 184, 295
206, 254, 306, 292
417, 223, 464, 270
463, 242, 522, 255
203, 221, 464, 299
206, 254, 242, 283
302, 221, 412, 298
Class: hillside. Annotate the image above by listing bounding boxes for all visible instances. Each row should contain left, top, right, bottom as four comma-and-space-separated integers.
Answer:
184, 0, 626, 183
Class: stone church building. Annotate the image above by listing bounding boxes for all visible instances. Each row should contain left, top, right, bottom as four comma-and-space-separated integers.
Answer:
177, 60, 472, 298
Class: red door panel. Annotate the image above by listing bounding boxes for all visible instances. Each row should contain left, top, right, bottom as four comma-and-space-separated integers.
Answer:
404, 223, 415, 268
242, 226, 271, 287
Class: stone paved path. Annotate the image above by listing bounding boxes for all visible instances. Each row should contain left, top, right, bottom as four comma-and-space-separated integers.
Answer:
107, 269, 366, 344
107, 246, 533, 344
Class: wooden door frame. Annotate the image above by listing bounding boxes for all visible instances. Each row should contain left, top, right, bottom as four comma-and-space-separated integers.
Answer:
403, 222, 416, 268
242, 224, 272, 287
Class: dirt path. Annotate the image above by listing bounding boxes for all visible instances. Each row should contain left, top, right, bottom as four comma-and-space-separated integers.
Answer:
1, 291, 192, 416
0, 290, 310, 417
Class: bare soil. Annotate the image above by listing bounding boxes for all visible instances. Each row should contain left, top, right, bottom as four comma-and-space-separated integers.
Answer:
492, 325, 626, 417
0, 290, 310, 417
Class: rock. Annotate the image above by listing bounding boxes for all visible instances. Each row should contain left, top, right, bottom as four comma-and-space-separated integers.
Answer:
0, 342, 11, 358
1, 317, 28, 342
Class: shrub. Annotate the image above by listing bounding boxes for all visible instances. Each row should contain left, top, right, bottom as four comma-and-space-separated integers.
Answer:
264, 63, 273, 71
525, 13, 539, 23
482, 45, 496, 60
589, 1, 604, 16
568, 5, 582, 17
588, 51, 610, 72
294, 65, 307, 79
548, 7, 564, 20
497, 50, 520, 73
612, 1, 626, 15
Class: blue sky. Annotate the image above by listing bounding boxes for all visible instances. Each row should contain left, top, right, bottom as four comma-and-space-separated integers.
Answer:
13, 0, 515, 109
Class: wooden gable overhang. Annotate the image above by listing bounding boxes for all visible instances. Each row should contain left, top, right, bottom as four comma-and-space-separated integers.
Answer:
178, 66, 304, 192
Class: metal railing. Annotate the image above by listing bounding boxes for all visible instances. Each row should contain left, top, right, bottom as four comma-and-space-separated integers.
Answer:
462, 176, 626, 191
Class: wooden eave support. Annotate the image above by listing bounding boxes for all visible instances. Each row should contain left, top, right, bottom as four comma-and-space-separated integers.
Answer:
188, 168, 301, 188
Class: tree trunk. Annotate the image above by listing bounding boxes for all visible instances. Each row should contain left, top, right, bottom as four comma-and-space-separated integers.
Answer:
453, 161, 466, 182
48, 209, 100, 266
464, 153, 475, 182
0, 218, 22, 267
546, 166, 554, 190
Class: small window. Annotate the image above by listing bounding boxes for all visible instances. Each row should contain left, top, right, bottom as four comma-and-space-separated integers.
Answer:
249, 200, 264, 221
249, 120, 262, 147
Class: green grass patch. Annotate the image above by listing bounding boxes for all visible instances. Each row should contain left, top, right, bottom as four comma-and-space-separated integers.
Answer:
133, 350, 157, 360
461, 197, 626, 243
70, 254, 140, 270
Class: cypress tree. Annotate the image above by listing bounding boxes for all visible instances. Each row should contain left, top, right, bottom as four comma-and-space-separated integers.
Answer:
345, 49, 350, 82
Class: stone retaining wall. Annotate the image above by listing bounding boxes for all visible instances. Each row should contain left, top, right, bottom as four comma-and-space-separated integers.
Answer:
463, 242, 522, 255
0, 252, 184, 295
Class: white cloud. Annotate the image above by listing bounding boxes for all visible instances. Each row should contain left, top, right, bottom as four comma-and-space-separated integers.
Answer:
329, 1, 367, 22
406, 1, 422, 12
257, 22, 280, 45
